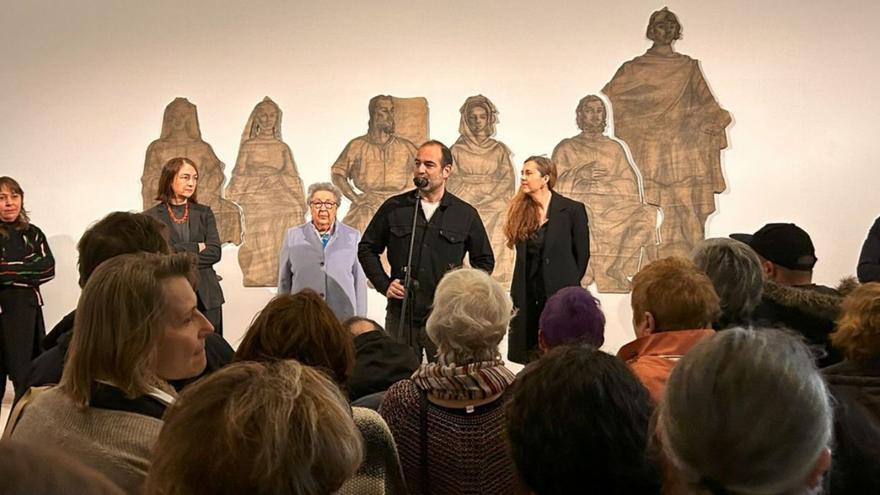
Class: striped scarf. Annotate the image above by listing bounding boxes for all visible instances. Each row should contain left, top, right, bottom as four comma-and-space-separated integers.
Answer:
411, 360, 515, 401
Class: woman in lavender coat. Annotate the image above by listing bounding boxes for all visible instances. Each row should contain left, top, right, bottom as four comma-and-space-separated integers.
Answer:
278, 182, 367, 321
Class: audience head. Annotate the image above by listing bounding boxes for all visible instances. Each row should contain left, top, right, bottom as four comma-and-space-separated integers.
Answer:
235, 290, 355, 386
731, 223, 817, 286
342, 316, 384, 337
61, 252, 209, 405
77, 211, 171, 287
538, 287, 605, 351
0, 441, 125, 495
832, 282, 880, 362
506, 345, 659, 494
426, 268, 512, 364
630, 257, 720, 336
691, 237, 763, 328
659, 328, 833, 494
145, 360, 363, 495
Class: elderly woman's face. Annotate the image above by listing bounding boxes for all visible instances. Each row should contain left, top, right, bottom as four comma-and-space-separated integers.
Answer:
171, 164, 198, 202
467, 106, 489, 135
309, 190, 338, 231
155, 276, 213, 381
0, 186, 22, 223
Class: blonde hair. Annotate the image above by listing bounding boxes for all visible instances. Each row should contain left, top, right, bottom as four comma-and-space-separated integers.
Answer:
504, 156, 557, 248
145, 360, 363, 495
631, 257, 721, 331
831, 282, 880, 362
60, 252, 197, 405
427, 268, 512, 364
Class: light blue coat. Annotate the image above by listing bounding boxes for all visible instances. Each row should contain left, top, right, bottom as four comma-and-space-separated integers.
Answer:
278, 222, 367, 321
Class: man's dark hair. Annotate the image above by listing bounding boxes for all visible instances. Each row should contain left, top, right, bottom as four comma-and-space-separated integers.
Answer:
506, 345, 661, 494
421, 140, 454, 168
77, 212, 171, 287
341, 316, 385, 335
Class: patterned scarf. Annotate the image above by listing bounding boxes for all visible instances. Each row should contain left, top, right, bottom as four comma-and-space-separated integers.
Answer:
411, 359, 516, 401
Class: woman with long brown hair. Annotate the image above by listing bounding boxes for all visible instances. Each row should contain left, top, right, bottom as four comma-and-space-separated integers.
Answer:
0, 176, 54, 400
146, 157, 225, 336
504, 156, 589, 364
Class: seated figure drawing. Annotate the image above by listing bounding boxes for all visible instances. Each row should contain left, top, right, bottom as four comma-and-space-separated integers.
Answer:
553, 95, 659, 293
226, 97, 307, 287
331, 95, 419, 234
142, 97, 242, 244
448, 95, 516, 285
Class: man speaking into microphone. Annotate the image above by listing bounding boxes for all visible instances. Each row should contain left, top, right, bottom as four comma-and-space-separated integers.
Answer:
358, 140, 494, 362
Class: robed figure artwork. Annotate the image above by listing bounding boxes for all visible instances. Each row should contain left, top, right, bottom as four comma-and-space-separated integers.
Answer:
602, 7, 731, 259
448, 95, 516, 284
553, 95, 659, 293
331, 95, 427, 234
142, 97, 243, 244
226, 97, 307, 287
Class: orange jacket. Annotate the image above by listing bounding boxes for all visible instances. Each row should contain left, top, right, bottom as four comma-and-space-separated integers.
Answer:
617, 329, 715, 403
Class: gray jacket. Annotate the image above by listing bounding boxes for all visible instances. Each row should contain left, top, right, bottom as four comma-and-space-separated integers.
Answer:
278, 221, 367, 321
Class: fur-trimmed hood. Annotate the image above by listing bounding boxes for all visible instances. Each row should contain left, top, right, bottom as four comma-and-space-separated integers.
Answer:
761, 276, 857, 322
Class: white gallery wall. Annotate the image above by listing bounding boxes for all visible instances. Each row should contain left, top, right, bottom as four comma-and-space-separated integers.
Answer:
3, 0, 878, 362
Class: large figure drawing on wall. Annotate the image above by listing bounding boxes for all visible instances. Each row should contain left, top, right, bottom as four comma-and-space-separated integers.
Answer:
331, 95, 426, 234
142, 97, 243, 244
602, 7, 731, 259
448, 95, 516, 285
226, 97, 307, 287
553, 95, 659, 293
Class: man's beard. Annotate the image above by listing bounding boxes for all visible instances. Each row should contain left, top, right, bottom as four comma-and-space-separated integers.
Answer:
582, 121, 606, 134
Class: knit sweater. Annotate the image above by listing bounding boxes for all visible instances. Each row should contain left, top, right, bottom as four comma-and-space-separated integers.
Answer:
379, 379, 515, 495
339, 407, 407, 495
10, 387, 162, 494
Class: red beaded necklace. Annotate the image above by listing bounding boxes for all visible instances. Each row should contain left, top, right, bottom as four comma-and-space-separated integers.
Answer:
166, 201, 189, 225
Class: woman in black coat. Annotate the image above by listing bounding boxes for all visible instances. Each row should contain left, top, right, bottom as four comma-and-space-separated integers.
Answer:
504, 156, 589, 364
0, 176, 54, 399
146, 157, 225, 335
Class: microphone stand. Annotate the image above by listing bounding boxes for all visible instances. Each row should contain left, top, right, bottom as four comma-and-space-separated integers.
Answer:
399, 186, 422, 350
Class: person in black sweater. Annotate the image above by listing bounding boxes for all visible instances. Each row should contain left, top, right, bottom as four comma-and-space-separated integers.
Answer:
344, 316, 419, 406
0, 176, 55, 401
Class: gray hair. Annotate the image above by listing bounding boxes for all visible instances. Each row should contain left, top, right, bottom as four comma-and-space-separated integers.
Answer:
307, 182, 342, 205
659, 328, 833, 494
691, 238, 763, 328
426, 268, 512, 364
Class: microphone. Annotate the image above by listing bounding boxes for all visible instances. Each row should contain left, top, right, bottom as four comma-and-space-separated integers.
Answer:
413, 177, 429, 189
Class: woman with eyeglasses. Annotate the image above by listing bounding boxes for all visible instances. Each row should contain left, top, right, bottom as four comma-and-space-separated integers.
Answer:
146, 157, 225, 336
278, 182, 367, 321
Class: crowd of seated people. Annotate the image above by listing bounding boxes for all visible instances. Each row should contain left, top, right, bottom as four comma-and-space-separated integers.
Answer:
4, 212, 880, 494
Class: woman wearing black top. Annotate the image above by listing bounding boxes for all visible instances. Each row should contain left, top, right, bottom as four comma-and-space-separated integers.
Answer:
146, 157, 225, 335
0, 176, 54, 399
504, 157, 589, 364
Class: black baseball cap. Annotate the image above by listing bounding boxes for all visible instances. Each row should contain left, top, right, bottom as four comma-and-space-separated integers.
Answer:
730, 223, 817, 271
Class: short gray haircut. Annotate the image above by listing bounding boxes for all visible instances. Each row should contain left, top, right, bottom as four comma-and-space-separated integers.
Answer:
691, 238, 763, 328
426, 268, 512, 364
307, 182, 342, 205
659, 328, 833, 494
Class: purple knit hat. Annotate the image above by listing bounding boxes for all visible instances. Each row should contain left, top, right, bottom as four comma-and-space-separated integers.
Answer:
539, 287, 605, 348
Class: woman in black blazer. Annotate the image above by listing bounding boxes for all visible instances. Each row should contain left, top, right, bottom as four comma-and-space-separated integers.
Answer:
504, 156, 589, 364
146, 157, 225, 335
